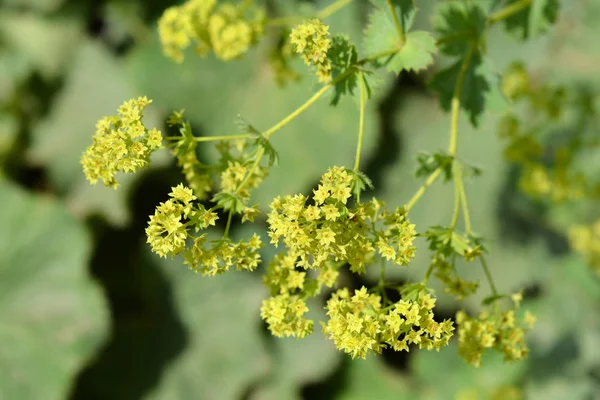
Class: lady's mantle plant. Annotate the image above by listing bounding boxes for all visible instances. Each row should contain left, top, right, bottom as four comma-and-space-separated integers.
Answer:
81, 0, 563, 365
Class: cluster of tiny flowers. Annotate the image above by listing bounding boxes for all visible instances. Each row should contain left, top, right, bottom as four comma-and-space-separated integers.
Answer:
519, 163, 586, 204
219, 160, 266, 201
267, 166, 417, 274
290, 19, 332, 82
81, 97, 162, 188
432, 255, 479, 300
456, 300, 536, 367
323, 287, 454, 359
145, 184, 262, 276
568, 218, 600, 275
167, 110, 213, 200
260, 294, 313, 338
158, 0, 265, 63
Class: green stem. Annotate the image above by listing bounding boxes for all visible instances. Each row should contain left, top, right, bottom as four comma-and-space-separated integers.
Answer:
404, 167, 443, 211
422, 263, 435, 284
354, 71, 366, 173
378, 258, 389, 304
358, 49, 400, 65
318, 0, 353, 19
487, 0, 532, 25
263, 69, 352, 138
458, 174, 472, 234
236, 147, 264, 195
165, 134, 250, 142
479, 255, 499, 297
223, 209, 233, 238
386, 0, 406, 45
450, 165, 461, 230
267, 0, 353, 26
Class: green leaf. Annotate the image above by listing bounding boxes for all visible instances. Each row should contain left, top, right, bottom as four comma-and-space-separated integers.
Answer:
146, 249, 270, 400
363, 9, 436, 74
337, 357, 415, 400
251, 299, 340, 400
0, 179, 107, 400
329, 35, 359, 106
0, 11, 83, 79
369, 0, 417, 32
29, 39, 169, 226
349, 169, 374, 198
430, 53, 490, 127
500, 0, 560, 40
433, 2, 486, 57
415, 151, 453, 181
411, 342, 527, 399
212, 192, 246, 214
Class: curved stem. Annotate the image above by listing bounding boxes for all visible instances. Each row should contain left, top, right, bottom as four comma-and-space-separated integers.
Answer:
236, 147, 264, 195
223, 209, 234, 238
487, 0, 532, 25
267, 0, 353, 26
450, 166, 461, 230
386, 0, 406, 45
263, 69, 352, 138
458, 174, 472, 234
404, 167, 443, 212
165, 134, 251, 142
354, 71, 367, 172
479, 255, 499, 297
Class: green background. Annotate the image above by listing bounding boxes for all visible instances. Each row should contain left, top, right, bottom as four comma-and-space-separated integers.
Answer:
1, 0, 599, 399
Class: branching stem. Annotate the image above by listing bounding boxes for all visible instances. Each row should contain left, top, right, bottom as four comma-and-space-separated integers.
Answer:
386, 0, 406, 45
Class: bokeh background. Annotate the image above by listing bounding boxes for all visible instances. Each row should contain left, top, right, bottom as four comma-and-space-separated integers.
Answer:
1, 0, 600, 399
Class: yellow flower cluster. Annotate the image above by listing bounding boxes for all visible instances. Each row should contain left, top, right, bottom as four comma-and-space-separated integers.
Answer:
290, 19, 333, 82
432, 255, 479, 300
81, 97, 162, 189
323, 287, 454, 359
167, 110, 213, 200
267, 166, 417, 274
456, 306, 536, 367
569, 219, 600, 275
260, 294, 313, 338
519, 163, 586, 203
145, 184, 262, 276
158, 0, 265, 63
220, 160, 266, 201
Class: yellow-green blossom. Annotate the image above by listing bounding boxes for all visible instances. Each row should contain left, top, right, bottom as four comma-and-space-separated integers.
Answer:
81, 96, 162, 188
290, 19, 332, 82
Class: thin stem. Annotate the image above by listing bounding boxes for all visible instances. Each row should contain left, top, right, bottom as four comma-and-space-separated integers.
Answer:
458, 174, 472, 234
386, 0, 406, 45
236, 147, 264, 195
165, 134, 251, 142
267, 0, 353, 26
318, 0, 353, 19
223, 210, 233, 238
450, 164, 461, 230
358, 48, 400, 65
404, 167, 443, 212
354, 71, 366, 172
479, 255, 499, 297
487, 0, 532, 25
378, 258, 389, 304
422, 263, 435, 284
263, 69, 352, 138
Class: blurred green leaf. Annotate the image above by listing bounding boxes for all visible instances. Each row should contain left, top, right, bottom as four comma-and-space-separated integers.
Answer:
29, 39, 168, 226
499, 0, 560, 40
2, 0, 65, 13
0, 179, 107, 400
146, 246, 270, 400
0, 12, 83, 80
411, 343, 526, 399
337, 357, 415, 400
251, 300, 341, 400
